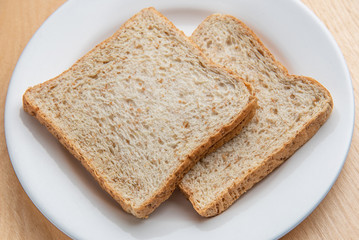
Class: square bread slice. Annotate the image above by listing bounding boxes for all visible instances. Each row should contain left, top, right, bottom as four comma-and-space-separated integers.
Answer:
22, 8, 256, 218
179, 14, 333, 217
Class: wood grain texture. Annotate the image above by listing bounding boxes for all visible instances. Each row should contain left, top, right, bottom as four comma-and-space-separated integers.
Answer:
0, 0, 357, 239
284, 0, 359, 238
0, 0, 69, 239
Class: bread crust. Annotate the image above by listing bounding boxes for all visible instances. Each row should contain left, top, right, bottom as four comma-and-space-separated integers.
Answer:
179, 14, 333, 217
23, 8, 257, 218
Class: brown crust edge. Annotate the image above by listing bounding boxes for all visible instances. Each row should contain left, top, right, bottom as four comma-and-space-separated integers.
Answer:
22, 8, 257, 218
179, 14, 334, 217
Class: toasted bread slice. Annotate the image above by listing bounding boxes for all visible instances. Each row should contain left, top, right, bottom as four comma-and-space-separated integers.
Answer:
23, 8, 256, 218
179, 14, 333, 217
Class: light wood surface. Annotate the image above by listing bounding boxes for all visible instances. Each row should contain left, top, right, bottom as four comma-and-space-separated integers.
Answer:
1, 0, 358, 239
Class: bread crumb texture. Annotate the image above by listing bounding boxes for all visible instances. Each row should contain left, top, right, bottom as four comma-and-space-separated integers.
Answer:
180, 14, 333, 216
23, 9, 254, 217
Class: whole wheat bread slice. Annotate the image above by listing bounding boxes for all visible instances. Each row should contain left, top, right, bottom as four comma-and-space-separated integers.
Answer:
179, 14, 333, 217
22, 8, 256, 218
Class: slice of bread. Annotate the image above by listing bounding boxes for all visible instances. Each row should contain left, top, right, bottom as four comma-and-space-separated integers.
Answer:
179, 14, 333, 217
22, 8, 256, 218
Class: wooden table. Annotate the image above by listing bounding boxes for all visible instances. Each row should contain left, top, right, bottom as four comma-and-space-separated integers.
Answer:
1, 0, 358, 239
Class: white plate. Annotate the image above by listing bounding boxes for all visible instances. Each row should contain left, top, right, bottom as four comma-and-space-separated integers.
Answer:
5, 0, 354, 239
